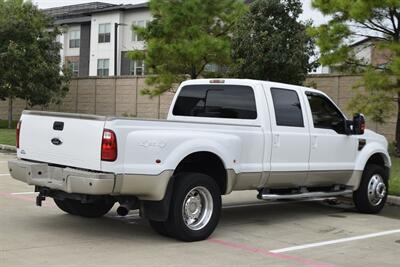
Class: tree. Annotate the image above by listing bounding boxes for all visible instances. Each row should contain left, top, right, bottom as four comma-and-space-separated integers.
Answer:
129, 0, 247, 96
309, 0, 400, 154
230, 0, 318, 85
0, 0, 70, 128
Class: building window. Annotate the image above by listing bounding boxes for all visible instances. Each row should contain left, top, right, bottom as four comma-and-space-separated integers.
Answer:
97, 59, 109, 76
98, 23, 111, 43
132, 20, 149, 42
69, 30, 80, 48
129, 60, 145, 75
68, 62, 79, 77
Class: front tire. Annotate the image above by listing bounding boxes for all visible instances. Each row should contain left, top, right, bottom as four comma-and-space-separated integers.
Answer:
164, 173, 222, 242
353, 164, 388, 214
54, 198, 114, 218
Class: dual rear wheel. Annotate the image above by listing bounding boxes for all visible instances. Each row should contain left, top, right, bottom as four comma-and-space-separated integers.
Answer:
54, 198, 115, 218
149, 173, 222, 242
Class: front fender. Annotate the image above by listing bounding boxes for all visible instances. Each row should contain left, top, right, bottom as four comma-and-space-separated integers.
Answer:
354, 142, 391, 171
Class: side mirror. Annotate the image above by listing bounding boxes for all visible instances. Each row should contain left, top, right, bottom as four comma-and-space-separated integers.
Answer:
353, 113, 365, 135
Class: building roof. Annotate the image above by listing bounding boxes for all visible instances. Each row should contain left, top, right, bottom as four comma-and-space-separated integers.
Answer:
349, 37, 381, 48
87, 2, 149, 14
43, 2, 149, 25
44, 2, 116, 19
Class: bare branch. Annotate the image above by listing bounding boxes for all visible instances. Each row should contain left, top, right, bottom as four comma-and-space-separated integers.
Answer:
366, 19, 395, 35
356, 21, 394, 37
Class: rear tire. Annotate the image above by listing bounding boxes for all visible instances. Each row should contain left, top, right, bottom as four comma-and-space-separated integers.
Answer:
54, 198, 78, 215
54, 198, 114, 218
164, 173, 221, 242
353, 164, 388, 214
149, 220, 171, 237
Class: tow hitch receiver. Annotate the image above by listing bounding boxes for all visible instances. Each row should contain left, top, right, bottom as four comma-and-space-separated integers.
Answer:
36, 187, 48, 206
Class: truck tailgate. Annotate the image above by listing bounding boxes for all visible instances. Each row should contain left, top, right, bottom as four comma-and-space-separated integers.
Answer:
18, 111, 106, 171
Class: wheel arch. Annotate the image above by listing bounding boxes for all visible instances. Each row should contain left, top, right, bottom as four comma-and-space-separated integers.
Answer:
173, 151, 229, 195
355, 142, 391, 172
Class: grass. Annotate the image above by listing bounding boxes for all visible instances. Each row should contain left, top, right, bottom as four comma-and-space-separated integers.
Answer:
0, 129, 16, 146
0, 120, 17, 146
389, 156, 400, 196
0, 120, 18, 129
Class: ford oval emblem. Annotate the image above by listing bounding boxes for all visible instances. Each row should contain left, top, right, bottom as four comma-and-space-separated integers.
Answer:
51, 138, 63, 146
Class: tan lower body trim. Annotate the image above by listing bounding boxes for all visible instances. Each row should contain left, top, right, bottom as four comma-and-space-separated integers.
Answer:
226, 169, 363, 193
113, 170, 174, 201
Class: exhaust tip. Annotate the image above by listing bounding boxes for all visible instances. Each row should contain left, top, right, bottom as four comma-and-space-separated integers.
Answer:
116, 206, 129, 217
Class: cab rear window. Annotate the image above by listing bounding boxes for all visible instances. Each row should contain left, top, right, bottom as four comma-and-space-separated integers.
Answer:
172, 85, 257, 119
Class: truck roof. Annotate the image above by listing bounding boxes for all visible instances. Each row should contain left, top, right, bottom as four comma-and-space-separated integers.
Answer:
180, 78, 321, 94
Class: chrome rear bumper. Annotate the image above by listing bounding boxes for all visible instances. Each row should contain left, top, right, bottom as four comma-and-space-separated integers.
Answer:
8, 159, 115, 195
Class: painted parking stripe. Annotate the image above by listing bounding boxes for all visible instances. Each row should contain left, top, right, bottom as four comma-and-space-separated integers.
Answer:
0, 173, 10, 176
11, 192, 36, 195
208, 238, 334, 267
270, 229, 400, 253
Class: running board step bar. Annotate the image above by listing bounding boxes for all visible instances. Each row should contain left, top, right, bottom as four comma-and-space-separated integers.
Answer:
258, 189, 353, 201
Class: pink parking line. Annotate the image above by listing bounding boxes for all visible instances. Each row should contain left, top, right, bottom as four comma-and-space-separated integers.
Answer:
207, 238, 334, 267
0, 192, 55, 208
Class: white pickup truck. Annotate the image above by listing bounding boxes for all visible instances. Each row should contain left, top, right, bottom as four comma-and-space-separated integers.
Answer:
9, 79, 391, 242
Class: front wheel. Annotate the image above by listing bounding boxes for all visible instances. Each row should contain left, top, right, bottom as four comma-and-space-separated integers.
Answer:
353, 164, 388, 214
164, 173, 222, 242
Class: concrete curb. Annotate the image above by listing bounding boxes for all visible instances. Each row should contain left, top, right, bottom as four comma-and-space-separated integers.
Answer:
387, 195, 400, 206
0, 144, 16, 152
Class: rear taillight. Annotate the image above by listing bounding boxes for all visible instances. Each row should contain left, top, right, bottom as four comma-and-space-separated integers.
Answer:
16, 120, 22, 149
101, 129, 117, 161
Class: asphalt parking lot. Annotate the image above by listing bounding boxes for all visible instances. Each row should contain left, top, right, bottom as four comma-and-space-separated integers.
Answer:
1, 152, 399, 267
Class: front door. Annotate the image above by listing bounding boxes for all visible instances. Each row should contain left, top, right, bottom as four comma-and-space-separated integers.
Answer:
303, 91, 358, 186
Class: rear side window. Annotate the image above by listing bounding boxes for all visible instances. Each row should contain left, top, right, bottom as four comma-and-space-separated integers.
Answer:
271, 88, 304, 127
172, 85, 257, 119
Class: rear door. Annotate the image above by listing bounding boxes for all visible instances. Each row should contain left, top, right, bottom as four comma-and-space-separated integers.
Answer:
18, 112, 106, 171
264, 86, 311, 188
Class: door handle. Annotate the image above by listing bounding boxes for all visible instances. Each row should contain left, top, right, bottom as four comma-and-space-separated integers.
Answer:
273, 134, 280, 147
312, 135, 318, 149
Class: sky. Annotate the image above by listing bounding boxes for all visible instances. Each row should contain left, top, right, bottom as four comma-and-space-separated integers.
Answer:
31, 0, 329, 26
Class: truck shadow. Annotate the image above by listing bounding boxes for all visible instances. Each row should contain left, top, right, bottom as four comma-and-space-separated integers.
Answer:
31, 199, 399, 242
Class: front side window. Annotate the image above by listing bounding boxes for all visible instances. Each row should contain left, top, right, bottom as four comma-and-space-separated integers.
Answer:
97, 59, 109, 76
129, 60, 145, 75
271, 88, 304, 127
68, 61, 79, 77
98, 23, 111, 43
306, 92, 346, 134
173, 85, 257, 119
69, 30, 80, 48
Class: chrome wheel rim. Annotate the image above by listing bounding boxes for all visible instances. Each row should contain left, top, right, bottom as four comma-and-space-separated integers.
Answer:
367, 174, 387, 206
182, 186, 213, 231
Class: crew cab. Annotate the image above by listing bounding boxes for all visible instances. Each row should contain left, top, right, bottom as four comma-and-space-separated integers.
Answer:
9, 79, 391, 242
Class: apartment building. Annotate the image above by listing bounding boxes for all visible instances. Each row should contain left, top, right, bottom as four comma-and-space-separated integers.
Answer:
44, 2, 151, 77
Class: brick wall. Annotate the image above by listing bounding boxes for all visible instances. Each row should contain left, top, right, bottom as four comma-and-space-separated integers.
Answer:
0, 76, 176, 121
0, 75, 397, 141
